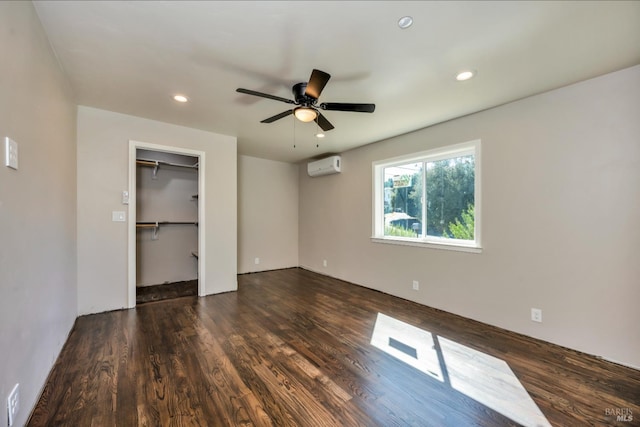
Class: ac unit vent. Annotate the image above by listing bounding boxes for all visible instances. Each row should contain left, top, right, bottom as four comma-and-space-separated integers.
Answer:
307, 155, 341, 177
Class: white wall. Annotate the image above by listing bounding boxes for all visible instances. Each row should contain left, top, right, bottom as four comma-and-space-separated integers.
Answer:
238, 155, 299, 273
299, 66, 640, 369
0, 2, 77, 426
77, 106, 237, 315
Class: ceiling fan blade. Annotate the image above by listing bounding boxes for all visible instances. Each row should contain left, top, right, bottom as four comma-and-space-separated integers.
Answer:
315, 112, 335, 131
261, 109, 294, 123
320, 102, 375, 113
305, 69, 331, 99
237, 88, 295, 104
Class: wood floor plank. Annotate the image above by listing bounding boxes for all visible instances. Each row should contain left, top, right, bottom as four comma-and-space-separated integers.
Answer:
28, 268, 640, 426
183, 304, 272, 427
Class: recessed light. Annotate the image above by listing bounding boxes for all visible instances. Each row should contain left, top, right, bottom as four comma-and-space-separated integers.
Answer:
173, 94, 189, 103
456, 70, 476, 81
398, 16, 413, 29
315, 133, 325, 138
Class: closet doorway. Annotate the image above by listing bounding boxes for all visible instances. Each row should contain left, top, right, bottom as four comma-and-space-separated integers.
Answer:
127, 141, 206, 308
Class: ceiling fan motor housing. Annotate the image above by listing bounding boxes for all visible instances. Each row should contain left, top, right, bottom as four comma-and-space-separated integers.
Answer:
293, 82, 315, 106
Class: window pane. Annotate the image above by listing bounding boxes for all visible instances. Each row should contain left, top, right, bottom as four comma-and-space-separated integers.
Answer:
426, 155, 474, 240
383, 163, 423, 237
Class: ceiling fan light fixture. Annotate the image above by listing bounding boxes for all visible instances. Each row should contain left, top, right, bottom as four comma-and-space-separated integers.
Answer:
294, 107, 318, 122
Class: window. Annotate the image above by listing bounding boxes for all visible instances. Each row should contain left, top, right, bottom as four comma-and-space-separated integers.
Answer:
372, 140, 481, 252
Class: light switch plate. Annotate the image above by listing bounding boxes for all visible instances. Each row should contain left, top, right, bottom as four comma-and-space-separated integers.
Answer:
112, 211, 126, 222
5, 137, 18, 170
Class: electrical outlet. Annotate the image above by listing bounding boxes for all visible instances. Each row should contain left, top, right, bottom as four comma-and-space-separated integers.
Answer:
531, 308, 542, 323
323, 259, 327, 267
7, 383, 19, 427
412, 280, 419, 291
254, 257, 260, 265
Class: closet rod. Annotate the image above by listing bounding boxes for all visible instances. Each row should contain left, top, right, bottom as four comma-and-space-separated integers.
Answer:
136, 221, 198, 226
136, 223, 158, 229
136, 158, 198, 169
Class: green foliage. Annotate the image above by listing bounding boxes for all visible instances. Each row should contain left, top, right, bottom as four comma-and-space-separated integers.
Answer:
385, 225, 418, 237
447, 204, 475, 240
426, 156, 474, 237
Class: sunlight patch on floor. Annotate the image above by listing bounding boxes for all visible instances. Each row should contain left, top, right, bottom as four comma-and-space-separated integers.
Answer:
370, 312, 551, 427
370, 312, 444, 381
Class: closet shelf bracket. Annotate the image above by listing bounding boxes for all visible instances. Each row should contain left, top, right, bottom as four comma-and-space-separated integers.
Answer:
136, 221, 198, 241
136, 158, 198, 181
136, 159, 160, 179
136, 221, 159, 240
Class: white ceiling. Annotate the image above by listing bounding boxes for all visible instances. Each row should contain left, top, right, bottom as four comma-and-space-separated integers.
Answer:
33, 1, 640, 163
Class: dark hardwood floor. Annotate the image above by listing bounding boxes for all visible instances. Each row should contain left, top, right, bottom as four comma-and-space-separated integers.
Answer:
29, 268, 639, 426
136, 280, 198, 305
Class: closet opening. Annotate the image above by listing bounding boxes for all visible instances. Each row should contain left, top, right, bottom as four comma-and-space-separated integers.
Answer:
127, 141, 206, 308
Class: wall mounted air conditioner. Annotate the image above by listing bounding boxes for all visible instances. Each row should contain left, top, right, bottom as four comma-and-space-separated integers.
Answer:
307, 155, 341, 177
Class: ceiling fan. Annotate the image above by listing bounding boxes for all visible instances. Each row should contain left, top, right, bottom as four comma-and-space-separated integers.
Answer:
236, 69, 375, 132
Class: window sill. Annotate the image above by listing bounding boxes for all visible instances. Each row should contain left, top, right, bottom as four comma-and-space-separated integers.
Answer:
371, 236, 482, 253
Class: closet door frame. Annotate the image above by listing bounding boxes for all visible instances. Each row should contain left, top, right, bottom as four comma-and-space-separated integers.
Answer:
127, 140, 206, 308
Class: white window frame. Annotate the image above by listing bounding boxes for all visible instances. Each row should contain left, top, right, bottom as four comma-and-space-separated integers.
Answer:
371, 140, 482, 253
